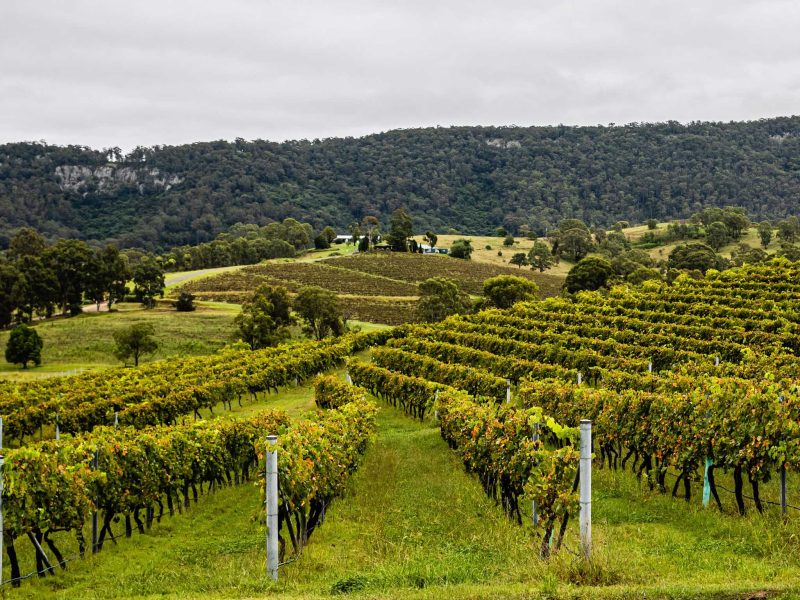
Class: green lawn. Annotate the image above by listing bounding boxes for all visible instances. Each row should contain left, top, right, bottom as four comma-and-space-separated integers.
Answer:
0, 299, 389, 382
0, 302, 240, 381
644, 225, 782, 263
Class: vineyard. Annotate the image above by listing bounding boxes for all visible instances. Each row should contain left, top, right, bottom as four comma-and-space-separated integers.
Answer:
345, 261, 800, 533
175, 252, 562, 325
4, 260, 800, 597
179, 262, 420, 298
0, 331, 393, 446
0, 330, 390, 589
319, 253, 552, 295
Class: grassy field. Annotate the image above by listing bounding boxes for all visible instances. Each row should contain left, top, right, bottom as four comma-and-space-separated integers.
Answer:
437, 223, 782, 271
0, 302, 240, 381
164, 265, 249, 290
9, 378, 800, 599
641, 225, 783, 263
0, 303, 387, 383
413, 234, 576, 278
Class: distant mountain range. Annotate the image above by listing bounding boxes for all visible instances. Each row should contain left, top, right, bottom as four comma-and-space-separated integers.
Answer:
2, 116, 800, 250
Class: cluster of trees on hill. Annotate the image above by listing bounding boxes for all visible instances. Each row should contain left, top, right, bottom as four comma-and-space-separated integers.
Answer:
234, 284, 347, 349
417, 275, 540, 322
500, 206, 800, 293
4, 116, 800, 250
0, 228, 165, 327
160, 219, 314, 271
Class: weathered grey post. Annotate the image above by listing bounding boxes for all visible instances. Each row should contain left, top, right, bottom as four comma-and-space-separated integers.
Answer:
648, 360, 653, 373
55, 415, 60, 441
266, 435, 279, 581
506, 380, 511, 404
114, 412, 119, 427
579, 419, 592, 559
780, 467, 787, 515
346, 371, 352, 385
714, 355, 720, 367
91, 448, 99, 553
577, 371, 582, 386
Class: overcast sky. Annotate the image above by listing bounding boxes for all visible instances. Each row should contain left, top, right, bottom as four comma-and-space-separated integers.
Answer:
2, 0, 800, 151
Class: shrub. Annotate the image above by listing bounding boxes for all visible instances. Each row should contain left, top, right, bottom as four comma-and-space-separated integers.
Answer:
174, 292, 196, 312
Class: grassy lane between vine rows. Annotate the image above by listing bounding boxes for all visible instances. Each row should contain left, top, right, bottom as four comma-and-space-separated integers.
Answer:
268, 406, 800, 599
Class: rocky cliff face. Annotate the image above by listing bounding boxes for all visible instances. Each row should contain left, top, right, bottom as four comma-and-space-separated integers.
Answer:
54, 165, 183, 194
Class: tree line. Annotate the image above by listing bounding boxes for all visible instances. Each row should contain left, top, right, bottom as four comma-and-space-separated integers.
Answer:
0, 228, 165, 328
160, 218, 314, 271
5, 116, 800, 250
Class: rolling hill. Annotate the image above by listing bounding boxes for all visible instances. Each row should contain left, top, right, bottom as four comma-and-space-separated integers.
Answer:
2, 116, 800, 250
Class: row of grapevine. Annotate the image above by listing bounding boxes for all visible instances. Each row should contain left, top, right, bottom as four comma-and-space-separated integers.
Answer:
371, 346, 508, 401
0, 331, 394, 445
480, 308, 749, 363
409, 315, 800, 393
463, 312, 711, 369
386, 337, 577, 384
594, 287, 800, 328
545, 299, 799, 350
348, 360, 441, 419
259, 395, 377, 559
313, 374, 364, 409
2, 395, 376, 586
406, 326, 650, 372
518, 375, 800, 515
517, 299, 798, 353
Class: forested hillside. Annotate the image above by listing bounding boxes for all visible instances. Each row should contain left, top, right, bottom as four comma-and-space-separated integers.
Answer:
2, 116, 800, 250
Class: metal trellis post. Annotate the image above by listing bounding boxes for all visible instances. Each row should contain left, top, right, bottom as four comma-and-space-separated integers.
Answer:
579, 419, 592, 560
266, 435, 279, 581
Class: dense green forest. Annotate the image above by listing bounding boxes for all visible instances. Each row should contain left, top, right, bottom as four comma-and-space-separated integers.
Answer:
2, 116, 800, 250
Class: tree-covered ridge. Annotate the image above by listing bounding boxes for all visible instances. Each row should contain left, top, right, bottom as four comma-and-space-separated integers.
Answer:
3, 116, 800, 249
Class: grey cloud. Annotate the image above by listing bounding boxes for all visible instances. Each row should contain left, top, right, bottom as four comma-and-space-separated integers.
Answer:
1, 0, 799, 150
